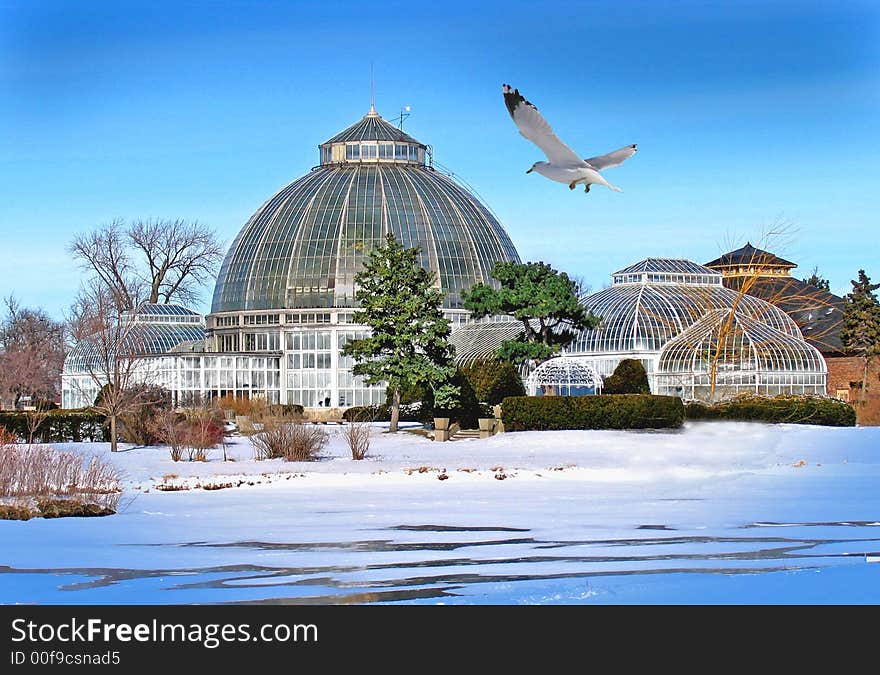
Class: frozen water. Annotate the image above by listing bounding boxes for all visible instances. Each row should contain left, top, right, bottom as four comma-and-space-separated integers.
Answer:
1, 422, 878, 604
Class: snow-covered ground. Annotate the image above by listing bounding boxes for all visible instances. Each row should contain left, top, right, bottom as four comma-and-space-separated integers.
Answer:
1, 421, 879, 604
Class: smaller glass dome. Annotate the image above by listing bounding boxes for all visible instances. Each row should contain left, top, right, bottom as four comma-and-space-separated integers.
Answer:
64, 304, 205, 375
570, 258, 802, 355
612, 257, 723, 286
527, 357, 603, 397
654, 309, 827, 400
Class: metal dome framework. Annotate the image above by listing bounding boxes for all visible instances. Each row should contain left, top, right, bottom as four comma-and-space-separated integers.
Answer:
450, 319, 527, 366
527, 357, 603, 397
570, 259, 801, 357
61, 109, 524, 411
64, 304, 205, 374
655, 309, 827, 400
211, 110, 519, 315
561, 258, 827, 401
62, 304, 209, 408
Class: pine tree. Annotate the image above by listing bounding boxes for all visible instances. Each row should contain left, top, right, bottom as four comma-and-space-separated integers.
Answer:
343, 234, 457, 432
463, 261, 600, 365
803, 266, 831, 291
840, 269, 880, 405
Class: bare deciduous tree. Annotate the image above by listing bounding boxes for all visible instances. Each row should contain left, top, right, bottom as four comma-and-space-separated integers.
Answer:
68, 218, 223, 310
74, 285, 156, 452
68, 220, 143, 311
65, 284, 115, 351
703, 221, 803, 399
24, 406, 51, 445
128, 218, 224, 306
0, 296, 66, 409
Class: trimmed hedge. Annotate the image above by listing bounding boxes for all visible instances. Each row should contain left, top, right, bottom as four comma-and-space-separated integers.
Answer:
343, 403, 425, 423
684, 395, 856, 427
0, 409, 109, 442
501, 394, 684, 431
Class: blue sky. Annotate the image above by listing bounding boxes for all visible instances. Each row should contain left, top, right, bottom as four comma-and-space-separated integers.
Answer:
1, 0, 878, 317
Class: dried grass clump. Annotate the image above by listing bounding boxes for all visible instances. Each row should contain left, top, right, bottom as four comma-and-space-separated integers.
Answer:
251, 420, 328, 462
0, 503, 34, 520
0, 439, 122, 516
342, 420, 371, 460
216, 394, 269, 418
183, 409, 225, 462
151, 410, 187, 461
150, 408, 225, 462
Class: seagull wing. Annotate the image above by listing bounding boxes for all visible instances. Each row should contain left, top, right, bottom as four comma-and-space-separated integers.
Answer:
502, 84, 582, 165
585, 144, 637, 171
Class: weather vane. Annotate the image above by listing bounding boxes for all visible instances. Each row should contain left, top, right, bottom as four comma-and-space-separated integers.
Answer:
396, 105, 411, 130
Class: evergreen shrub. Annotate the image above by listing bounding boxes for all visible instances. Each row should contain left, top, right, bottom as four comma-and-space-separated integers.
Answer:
684, 395, 856, 426
459, 359, 526, 405
602, 359, 650, 395
0, 409, 108, 442
500, 394, 684, 431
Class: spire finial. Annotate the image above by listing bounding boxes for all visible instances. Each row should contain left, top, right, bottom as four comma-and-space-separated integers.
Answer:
368, 63, 376, 115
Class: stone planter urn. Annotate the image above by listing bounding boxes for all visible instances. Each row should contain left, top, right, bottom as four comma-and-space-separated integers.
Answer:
478, 417, 495, 439
433, 417, 450, 442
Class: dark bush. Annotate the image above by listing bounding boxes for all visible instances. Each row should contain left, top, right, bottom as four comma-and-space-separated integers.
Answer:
384, 384, 434, 425
460, 359, 526, 405
501, 394, 684, 431
0, 409, 108, 442
602, 359, 650, 395
435, 370, 484, 429
118, 385, 173, 445
427, 368, 492, 429
268, 403, 305, 418
684, 395, 856, 427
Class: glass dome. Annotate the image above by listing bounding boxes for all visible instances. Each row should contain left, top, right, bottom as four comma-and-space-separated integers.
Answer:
569, 258, 801, 355
211, 109, 520, 313
527, 357, 603, 396
654, 309, 827, 400
63, 304, 205, 375
450, 319, 527, 365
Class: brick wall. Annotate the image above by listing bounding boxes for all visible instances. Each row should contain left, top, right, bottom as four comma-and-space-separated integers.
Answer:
826, 355, 880, 425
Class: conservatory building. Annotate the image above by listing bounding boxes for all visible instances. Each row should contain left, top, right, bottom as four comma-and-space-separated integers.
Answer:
62, 105, 521, 409
62, 304, 207, 409
565, 258, 828, 400
450, 257, 828, 402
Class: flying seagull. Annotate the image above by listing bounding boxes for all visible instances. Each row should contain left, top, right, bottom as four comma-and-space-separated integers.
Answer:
502, 83, 637, 193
